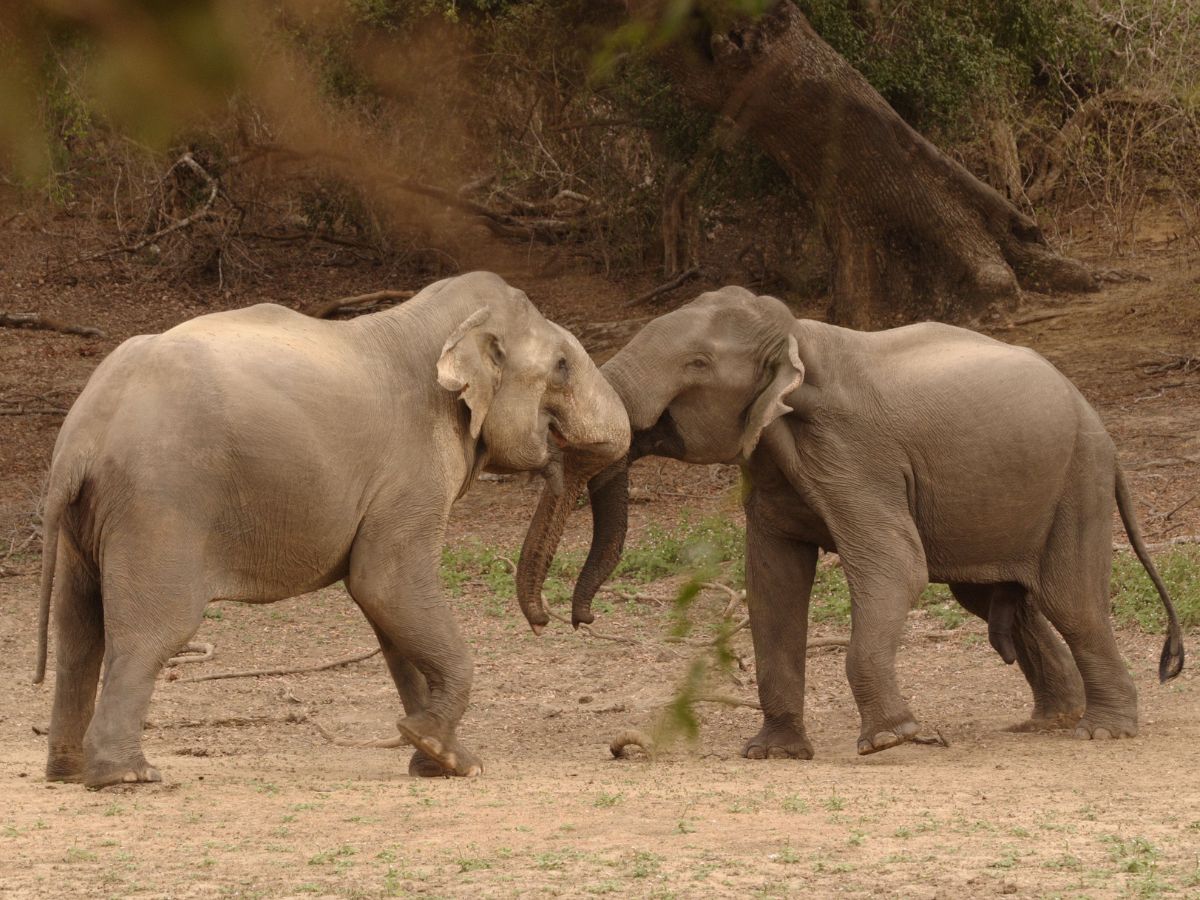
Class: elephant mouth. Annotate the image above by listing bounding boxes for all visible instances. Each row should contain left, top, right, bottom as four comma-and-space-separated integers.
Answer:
631, 409, 686, 460
548, 420, 569, 449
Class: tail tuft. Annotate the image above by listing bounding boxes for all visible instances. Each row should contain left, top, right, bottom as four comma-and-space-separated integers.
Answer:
1159, 632, 1185, 683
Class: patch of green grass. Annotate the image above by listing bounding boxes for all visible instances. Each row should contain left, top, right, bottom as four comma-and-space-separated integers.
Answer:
823, 794, 845, 812
810, 564, 851, 625
917, 583, 966, 628
782, 795, 809, 814
308, 844, 356, 866
1102, 834, 1159, 874
64, 846, 97, 863
1111, 546, 1200, 631
612, 514, 745, 586
626, 850, 661, 878
594, 792, 623, 808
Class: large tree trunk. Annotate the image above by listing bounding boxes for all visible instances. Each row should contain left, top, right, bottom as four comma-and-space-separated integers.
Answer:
642, 1, 1096, 327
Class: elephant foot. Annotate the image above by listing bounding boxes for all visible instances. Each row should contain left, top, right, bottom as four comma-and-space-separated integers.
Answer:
742, 722, 814, 760
85, 758, 162, 790
395, 714, 482, 778
1072, 715, 1137, 741
45, 749, 86, 784
1005, 710, 1082, 733
856, 718, 919, 756
408, 749, 449, 778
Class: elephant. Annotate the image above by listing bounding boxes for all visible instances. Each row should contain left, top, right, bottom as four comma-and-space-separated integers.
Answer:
32, 271, 630, 788
516, 286, 1184, 758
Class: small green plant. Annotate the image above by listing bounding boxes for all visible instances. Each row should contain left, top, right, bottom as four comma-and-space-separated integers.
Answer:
782, 795, 809, 813
823, 794, 845, 812
773, 846, 802, 864
308, 844, 356, 866
64, 846, 97, 863
594, 792, 624, 808
203, 607, 223, 620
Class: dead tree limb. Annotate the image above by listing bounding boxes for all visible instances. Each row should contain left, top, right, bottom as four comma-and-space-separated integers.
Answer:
312, 719, 409, 749
46, 152, 219, 276
306, 289, 416, 319
0, 312, 105, 339
624, 266, 702, 308
177, 647, 380, 683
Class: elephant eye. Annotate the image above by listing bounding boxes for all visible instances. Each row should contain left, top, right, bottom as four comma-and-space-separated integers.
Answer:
555, 357, 569, 379
687, 357, 709, 371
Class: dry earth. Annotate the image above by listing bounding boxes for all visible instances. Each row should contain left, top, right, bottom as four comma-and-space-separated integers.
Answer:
0, 213, 1199, 898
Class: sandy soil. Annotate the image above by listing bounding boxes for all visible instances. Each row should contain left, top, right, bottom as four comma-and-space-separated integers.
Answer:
0, 214, 1198, 898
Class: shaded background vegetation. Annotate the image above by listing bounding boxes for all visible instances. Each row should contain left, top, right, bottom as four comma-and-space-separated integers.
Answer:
2, 0, 1198, 301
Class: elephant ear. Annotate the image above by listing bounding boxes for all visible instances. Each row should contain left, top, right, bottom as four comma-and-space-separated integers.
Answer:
740, 334, 805, 460
437, 307, 506, 440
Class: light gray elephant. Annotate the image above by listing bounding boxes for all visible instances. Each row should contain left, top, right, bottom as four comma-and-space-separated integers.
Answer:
33, 272, 629, 787
518, 286, 1184, 758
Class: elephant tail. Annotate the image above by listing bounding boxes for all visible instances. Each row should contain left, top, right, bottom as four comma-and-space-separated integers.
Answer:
1115, 467, 1185, 682
33, 464, 83, 685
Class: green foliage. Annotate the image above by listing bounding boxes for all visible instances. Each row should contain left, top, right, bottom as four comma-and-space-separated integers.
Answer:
798, 0, 1105, 137
613, 514, 744, 586
1110, 546, 1200, 631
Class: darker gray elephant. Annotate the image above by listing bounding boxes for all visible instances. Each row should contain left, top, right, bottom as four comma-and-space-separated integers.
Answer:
34, 272, 629, 787
518, 286, 1184, 758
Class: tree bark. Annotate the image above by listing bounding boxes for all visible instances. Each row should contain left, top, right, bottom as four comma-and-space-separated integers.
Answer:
640, 1, 1096, 327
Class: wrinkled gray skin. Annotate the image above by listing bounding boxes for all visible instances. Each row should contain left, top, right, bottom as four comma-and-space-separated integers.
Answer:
33, 272, 629, 788
519, 286, 1184, 759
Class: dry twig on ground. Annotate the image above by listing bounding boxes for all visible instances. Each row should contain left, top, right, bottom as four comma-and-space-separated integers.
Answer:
0, 312, 105, 339
177, 647, 380, 683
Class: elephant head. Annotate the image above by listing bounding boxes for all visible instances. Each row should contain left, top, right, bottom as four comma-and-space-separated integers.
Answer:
433, 273, 632, 632
516, 286, 803, 631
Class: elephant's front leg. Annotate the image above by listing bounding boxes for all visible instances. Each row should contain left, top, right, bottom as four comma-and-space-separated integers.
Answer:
837, 519, 928, 755
346, 522, 481, 778
362, 627, 446, 777
742, 515, 818, 761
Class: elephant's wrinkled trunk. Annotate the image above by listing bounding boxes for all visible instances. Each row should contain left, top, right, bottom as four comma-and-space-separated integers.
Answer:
516, 463, 587, 634
570, 459, 630, 628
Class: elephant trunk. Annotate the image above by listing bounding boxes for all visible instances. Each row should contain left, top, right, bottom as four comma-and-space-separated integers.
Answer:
570, 459, 631, 628
516, 460, 589, 634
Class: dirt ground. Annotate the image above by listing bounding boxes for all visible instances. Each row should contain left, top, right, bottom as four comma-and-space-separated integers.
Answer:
1, 212, 1199, 898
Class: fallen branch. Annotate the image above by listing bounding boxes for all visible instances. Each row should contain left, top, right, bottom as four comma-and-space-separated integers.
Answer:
47, 152, 219, 276
306, 289, 416, 319
166, 642, 214, 667
0, 312, 105, 339
1006, 310, 1068, 328
312, 718, 408, 749
624, 266, 701, 308
701, 581, 745, 618
177, 647, 380, 683
693, 692, 761, 710
547, 609, 638, 644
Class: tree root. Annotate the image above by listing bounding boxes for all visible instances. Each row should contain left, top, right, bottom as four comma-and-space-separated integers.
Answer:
176, 647, 380, 683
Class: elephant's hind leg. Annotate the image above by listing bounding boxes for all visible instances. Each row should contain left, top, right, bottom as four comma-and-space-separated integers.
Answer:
1035, 498, 1138, 739
83, 557, 209, 788
46, 553, 103, 783
950, 583, 1084, 731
